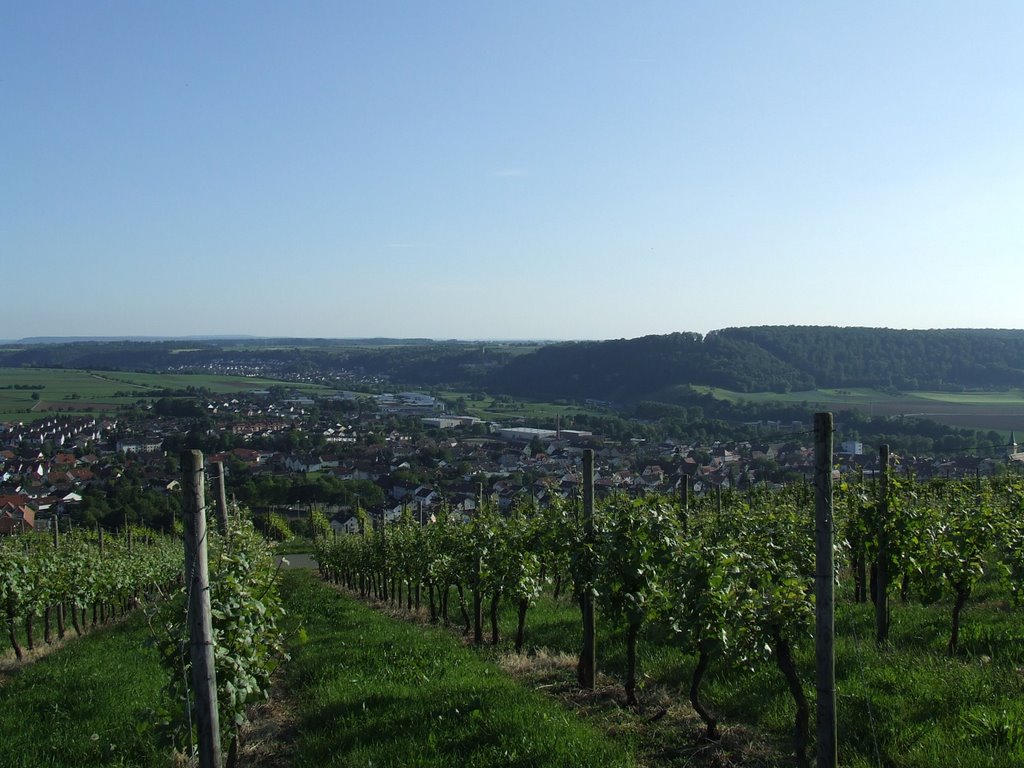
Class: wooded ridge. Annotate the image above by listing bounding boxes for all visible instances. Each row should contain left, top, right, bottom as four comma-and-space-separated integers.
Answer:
2, 326, 1023, 401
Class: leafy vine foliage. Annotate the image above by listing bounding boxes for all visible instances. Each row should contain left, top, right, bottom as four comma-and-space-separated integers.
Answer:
148, 513, 287, 763
313, 473, 1023, 767
1, 526, 180, 661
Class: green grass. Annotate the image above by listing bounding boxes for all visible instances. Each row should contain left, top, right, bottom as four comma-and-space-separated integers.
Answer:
4, 567, 1019, 767
344, 569, 1024, 767
440, 390, 607, 424
280, 570, 634, 767
524, 585, 1024, 767
910, 389, 1024, 404
689, 385, 1024, 432
0, 611, 172, 767
0, 367, 326, 422
689, 386, 905, 406
692, 385, 1024, 408
830, 601, 1024, 767
274, 537, 316, 555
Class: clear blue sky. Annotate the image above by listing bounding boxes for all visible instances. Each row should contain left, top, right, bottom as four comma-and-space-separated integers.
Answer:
3, 2, 1022, 341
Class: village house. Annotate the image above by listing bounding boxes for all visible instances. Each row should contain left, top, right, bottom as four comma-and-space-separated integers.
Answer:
0, 503, 35, 535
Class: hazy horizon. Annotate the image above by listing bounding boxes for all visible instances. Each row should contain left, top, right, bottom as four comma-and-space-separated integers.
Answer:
6, 324, 1024, 348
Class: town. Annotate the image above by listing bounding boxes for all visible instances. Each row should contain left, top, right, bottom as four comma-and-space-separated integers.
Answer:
3, 384, 1021, 537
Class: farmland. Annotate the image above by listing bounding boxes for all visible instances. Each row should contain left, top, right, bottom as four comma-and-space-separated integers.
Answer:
4, 469, 1024, 767
312, 473, 1024, 768
691, 386, 1024, 433
0, 367, 326, 422
439, 390, 609, 424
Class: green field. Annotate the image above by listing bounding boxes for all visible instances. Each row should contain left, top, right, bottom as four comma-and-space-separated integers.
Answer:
693, 386, 1024, 432
458, 383, 1024, 434
440, 391, 608, 425
0, 367, 326, 422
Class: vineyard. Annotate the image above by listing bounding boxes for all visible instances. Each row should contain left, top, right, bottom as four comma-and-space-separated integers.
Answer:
2, 447, 1024, 766
0, 524, 181, 661
313, 458, 1024, 767
0, 456, 287, 768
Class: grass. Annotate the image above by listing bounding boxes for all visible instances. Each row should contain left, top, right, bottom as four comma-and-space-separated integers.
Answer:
0, 366, 326, 422
3, 564, 1019, 767
0, 610, 172, 767
693, 385, 1024, 408
590, 584, 1024, 767
439, 390, 607, 425
280, 570, 634, 767
331, 567, 1024, 768
690, 385, 1024, 432
274, 537, 317, 555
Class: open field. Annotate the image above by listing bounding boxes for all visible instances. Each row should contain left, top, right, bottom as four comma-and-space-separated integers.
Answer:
440, 390, 608, 425
694, 386, 1024, 432
0, 367, 326, 422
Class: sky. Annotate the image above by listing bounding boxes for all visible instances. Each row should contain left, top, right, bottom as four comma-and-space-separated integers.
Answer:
3, 2, 1022, 341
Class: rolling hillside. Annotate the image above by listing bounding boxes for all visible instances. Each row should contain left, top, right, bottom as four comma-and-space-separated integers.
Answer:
3, 327, 1024, 404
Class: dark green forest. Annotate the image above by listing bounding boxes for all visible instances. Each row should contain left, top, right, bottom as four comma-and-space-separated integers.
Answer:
714, 326, 1024, 390
486, 327, 1024, 401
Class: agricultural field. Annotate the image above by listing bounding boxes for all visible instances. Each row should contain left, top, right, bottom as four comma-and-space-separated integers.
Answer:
440, 390, 608, 424
0, 367, 326, 422
5, 470, 1024, 767
693, 386, 1024, 432
424, 576, 1024, 768
6, 565, 1021, 768
314, 474, 1024, 768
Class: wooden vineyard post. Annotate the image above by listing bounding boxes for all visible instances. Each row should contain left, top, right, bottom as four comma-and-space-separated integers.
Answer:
473, 554, 484, 646
814, 413, 837, 768
381, 514, 390, 603
875, 444, 890, 645
680, 474, 689, 533
54, 516, 65, 640
473, 484, 484, 646
181, 450, 222, 768
95, 525, 105, 627
578, 448, 596, 689
210, 460, 229, 536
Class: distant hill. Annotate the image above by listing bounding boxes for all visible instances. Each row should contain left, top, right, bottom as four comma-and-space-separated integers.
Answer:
484, 332, 813, 401
714, 326, 1024, 390
2, 328, 1024, 403
15, 335, 258, 344
485, 327, 1024, 401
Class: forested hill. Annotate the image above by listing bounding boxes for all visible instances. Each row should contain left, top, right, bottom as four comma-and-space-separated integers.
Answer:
486, 327, 1024, 401
715, 327, 1024, 390
485, 332, 814, 400
2, 327, 1024, 400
